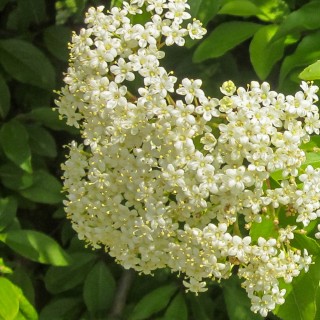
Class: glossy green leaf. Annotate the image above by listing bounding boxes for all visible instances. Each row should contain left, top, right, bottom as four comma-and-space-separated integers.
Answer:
275, 256, 320, 320
0, 120, 32, 173
273, 2, 320, 41
13, 285, 38, 320
44, 252, 97, 294
39, 298, 82, 320
0, 73, 10, 119
130, 284, 178, 320
223, 276, 263, 320
0, 163, 33, 191
27, 125, 57, 158
188, 0, 221, 26
20, 170, 63, 204
163, 292, 188, 320
256, 0, 290, 23
0, 39, 55, 90
0, 229, 71, 266
43, 25, 71, 61
193, 22, 262, 62
0, 258, 13, 274
280, 31, 320, 84
83, 261, 116, 315
0, 197, 17, 232
9, 266, 35, 306
0, 277, 20, 320
219, 0, 261, 17
249, 25, 285, 80
299, 60, 320, 81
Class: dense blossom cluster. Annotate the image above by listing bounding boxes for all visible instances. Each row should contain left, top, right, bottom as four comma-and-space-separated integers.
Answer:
57, 0, 320, 316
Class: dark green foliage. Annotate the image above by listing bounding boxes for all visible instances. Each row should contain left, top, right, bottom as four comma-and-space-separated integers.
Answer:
0, 0, 319, 319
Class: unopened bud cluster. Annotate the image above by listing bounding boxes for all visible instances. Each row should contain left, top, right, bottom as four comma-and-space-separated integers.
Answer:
56, 0, 320, 316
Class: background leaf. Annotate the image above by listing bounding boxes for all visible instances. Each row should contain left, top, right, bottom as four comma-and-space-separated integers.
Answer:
218, 0, 261, 17
0, 230, 71, 266
0, 120, 32, 173
83, 261, 116, 315
250, 24, 285, 80
20, 170, 63, 204
44, 252, 97, 294
0, 39, 55, 90
223, 276, 263, 320
0, 73, 10, 119
163, 292, 188, 320
193, 21, 262, 62
130, 284, 178, 320
0, 197, 17, 232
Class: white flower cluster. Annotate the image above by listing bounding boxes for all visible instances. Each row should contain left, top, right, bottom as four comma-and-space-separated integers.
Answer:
57, 0, 320, 317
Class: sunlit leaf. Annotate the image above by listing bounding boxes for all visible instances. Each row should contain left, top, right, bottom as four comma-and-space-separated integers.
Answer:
193, 21, 262, 62
0, 230, 71, 266
273, 2, 320, 40
299, 60, 320, 81
249, 24, 285, 80
219, 0, 261, 17
0, 278, 20, 320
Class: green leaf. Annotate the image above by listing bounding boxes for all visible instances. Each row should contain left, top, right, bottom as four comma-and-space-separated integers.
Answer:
0, 39, 55, 90
0, 120, 32, 173
273, 2, 320, 41
0, 0, 10, 11
0, 229, 71, 266
43, 25, 71, 61
193, 22, 262, 62
223, 276, 263, 320
249, 25, 285, 80
299, 60, 320, 81
275, 256, 320, 320
188, 0, 221, 26
255, 0, 290, 23
20, 170, 63, 204
0, 258, 13, 274
0, 197, 17, 232
0, 73, 10, 119
130, 284, 178, 320
219, 0, 261, 17
0, 277, 20, 320
39, 298, 82, 320
44, 252, 97, 294
301, 152, 320, 170
250, 215, 278, 242
26, 125, 57, 158
187, 294, 211, 320
13, 286, 38, 320
280, 31, 320, 84
83, 261, 116, 315
291, 233, 320, 256
17, 0, 46, 26
29, 107, 79, 133
163, 292, 188, 320
301, 135, 320, 152
0, 163, 33, 191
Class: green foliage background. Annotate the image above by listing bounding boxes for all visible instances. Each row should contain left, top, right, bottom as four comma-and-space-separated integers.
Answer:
0, 0, 319, 319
